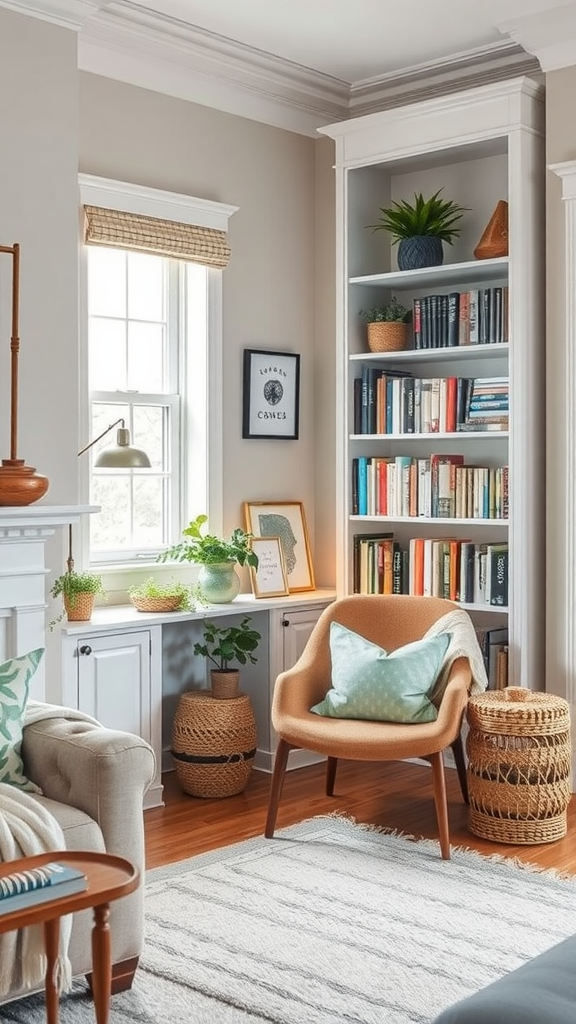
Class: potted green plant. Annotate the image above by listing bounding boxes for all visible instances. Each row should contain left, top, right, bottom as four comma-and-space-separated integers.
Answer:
50, 570, 105, 624
193, 616, 262, 698
158, 514, 258, 604
359, 297, 411, 352
367, 188, 469, 270
128, 577, 193, 613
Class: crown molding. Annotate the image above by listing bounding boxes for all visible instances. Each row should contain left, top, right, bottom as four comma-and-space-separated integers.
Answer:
349, 42, 542, 118
498, 4, 576, 73
2, 0, 544, 136
78, 1, 350, 137
0, 0, 106, 31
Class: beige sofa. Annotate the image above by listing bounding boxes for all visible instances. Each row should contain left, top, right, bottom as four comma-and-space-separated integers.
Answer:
3, 711, 156, 1004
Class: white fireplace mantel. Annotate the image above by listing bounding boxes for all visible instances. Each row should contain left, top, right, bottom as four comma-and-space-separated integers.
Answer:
0, 504, 97, 698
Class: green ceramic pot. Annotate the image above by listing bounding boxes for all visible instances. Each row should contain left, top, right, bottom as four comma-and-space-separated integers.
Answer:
198, 562, 241, 604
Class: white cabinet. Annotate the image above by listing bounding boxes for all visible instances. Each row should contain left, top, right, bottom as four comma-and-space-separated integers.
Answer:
61, 624, 163, 809
319, 76, 545, 690
59, 592, 335, 798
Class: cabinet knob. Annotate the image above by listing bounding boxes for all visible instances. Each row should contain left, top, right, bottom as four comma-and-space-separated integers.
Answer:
79, 644, 92, 656
281, 617, 290, 627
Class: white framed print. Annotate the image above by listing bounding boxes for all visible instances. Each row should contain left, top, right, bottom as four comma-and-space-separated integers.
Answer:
242, 349, 300, 440
249, 536, 290, 598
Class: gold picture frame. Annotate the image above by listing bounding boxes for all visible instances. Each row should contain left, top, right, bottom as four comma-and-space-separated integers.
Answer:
249, 536, 290, 598
244, 501, 315, 592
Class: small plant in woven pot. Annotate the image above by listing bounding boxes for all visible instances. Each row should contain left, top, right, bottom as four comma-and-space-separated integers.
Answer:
359, 297, 411, 352
50, 570, 105, 625
128, 577, 193, 613
193, 616, 262, 699
367, 188, 469, 270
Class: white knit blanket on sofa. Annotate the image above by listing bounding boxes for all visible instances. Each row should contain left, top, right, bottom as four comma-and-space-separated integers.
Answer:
0, 702, 100, 999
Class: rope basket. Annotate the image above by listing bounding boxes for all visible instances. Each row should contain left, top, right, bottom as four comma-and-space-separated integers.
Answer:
466, 687, 572, 845
64, 592, 95, 622
171, 690, 257, 799
367, 321, 408, 353
130, 594, 183, 613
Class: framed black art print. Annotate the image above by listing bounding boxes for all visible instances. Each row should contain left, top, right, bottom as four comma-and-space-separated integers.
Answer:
242, 349, 300, 440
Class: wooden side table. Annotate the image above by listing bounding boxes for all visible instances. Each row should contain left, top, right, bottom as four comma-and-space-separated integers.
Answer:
0, 850, 139, 1024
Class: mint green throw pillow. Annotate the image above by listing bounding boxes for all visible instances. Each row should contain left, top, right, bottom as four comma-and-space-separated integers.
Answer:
310, 623, 450, 724
0, 648, 44, 790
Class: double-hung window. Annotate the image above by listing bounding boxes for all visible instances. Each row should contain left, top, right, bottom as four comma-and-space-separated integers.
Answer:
79, 175, 237, 569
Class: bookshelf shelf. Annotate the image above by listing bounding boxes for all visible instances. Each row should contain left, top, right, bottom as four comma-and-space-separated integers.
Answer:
349, 516, 508, 527
350, 432, 509, 442
349, 256, 509, 290
349, 344, 509, 366
320, 76, 545, 689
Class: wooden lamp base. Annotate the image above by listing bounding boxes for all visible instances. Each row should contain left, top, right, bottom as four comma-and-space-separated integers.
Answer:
0, 459, 49, 506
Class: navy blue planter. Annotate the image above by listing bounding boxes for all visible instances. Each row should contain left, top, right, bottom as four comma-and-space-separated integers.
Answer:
397, 235, 444, 270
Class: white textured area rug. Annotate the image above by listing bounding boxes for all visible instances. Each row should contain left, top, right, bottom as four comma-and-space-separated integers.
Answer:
2, 815, 576, 1024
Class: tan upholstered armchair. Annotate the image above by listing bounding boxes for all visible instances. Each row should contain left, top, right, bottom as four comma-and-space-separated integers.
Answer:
265, 594, 473, 859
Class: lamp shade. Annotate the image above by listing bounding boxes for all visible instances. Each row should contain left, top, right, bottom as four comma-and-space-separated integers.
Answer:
93, 427, 151, 468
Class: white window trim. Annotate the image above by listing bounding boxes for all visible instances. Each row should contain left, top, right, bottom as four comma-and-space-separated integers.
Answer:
78, 173, 238, 583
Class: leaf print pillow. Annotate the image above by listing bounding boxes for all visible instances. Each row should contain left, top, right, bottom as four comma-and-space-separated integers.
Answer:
0, 649, 44, 791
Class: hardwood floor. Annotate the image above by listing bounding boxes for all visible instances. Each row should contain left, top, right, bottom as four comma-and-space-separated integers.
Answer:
144, 760, 576, 875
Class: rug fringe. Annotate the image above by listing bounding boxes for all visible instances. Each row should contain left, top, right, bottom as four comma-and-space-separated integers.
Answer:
300, 812, 576, 881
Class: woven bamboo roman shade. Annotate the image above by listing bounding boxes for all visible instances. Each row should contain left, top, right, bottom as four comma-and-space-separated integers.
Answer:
83, 205, 231, 268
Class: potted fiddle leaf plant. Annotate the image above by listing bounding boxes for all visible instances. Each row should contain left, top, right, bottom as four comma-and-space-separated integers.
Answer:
50, 570, 105, 625
193, 616, 262, 699
367, 187, 469, 270
158, 514, 258, 604
359, 296, 411, 352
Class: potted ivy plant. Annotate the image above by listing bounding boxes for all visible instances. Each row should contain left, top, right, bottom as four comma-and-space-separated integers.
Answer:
367, 188, 469, 270
359, 296, 411, 352
50, 570, 105, 624
193, 616, 262, 699
158, 514, 258, 604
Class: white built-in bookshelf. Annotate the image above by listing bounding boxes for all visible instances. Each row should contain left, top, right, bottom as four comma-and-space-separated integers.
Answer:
319, 76, 545, 690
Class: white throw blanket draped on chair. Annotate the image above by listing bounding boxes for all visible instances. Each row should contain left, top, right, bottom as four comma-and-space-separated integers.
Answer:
0, 785, 72, 998
425, 607, 489, 698
0, 702, 100, 998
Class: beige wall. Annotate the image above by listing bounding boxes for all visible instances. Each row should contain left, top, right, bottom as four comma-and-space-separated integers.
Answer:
0, 10, 79, 505
78, 71, 336, 584
0, 4, 337, 593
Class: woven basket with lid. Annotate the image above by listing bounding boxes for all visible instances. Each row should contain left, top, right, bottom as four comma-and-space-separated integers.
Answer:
466, 687, 571, 845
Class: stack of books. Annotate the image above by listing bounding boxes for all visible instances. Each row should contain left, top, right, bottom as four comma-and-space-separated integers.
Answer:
0, 861, 87, 913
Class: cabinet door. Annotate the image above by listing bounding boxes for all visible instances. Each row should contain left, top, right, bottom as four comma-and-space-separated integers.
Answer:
76, 631, 151, 743
281, 608, 324, 671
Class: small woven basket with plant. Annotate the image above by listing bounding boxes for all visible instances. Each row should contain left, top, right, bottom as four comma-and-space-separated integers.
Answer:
359, 297, 411, 352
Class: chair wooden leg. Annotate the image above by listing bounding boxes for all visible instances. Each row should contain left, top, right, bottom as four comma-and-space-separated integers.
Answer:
430, 751, 451, 860
326, 756, 338, 796
450, 733, 469, 804
265, 738, 293, 838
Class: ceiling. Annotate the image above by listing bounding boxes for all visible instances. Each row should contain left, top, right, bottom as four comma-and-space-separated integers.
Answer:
120, 0, 564, 83
5, 0, 576, 134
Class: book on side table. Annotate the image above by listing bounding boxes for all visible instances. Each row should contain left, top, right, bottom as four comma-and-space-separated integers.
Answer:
0, 861, 87, 913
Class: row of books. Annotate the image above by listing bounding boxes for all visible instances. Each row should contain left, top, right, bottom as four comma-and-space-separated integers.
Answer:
412, 286, 509, 349
354, 370, 509, 435
475, 626, 509, 690
353, 533, 508, 607
352, 454, 508, 520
